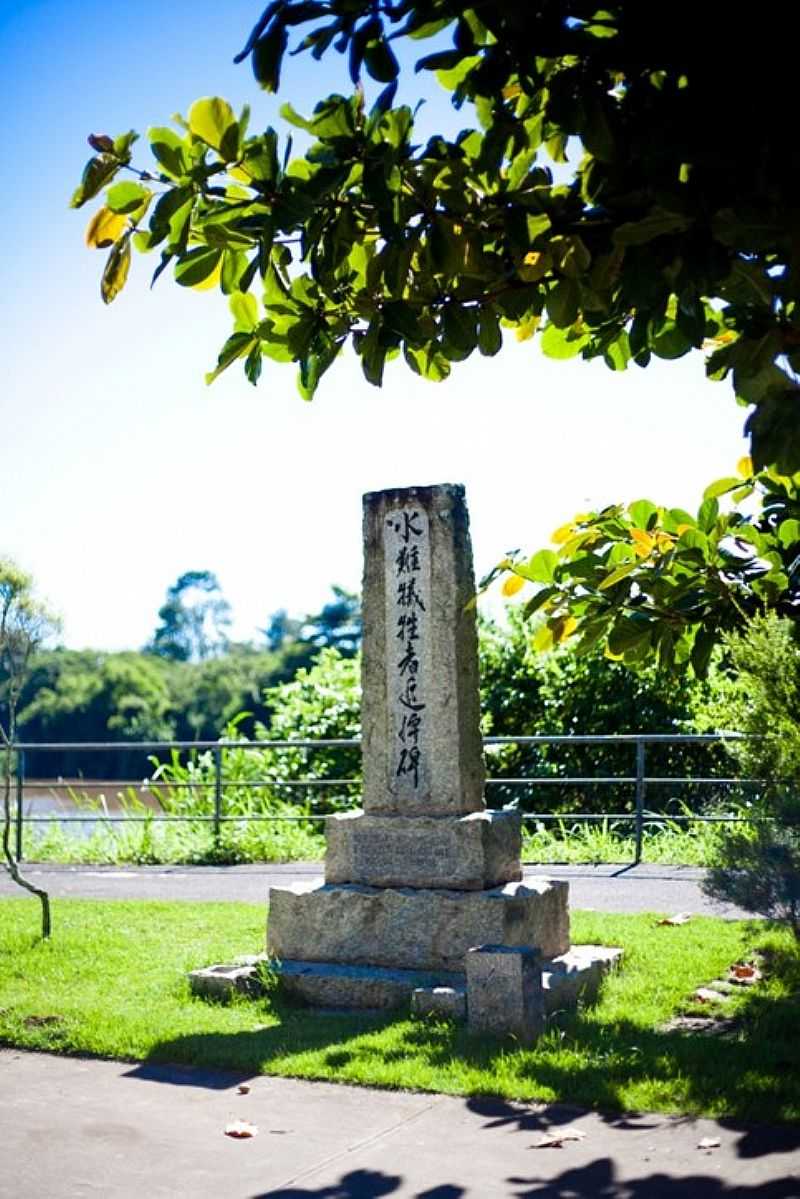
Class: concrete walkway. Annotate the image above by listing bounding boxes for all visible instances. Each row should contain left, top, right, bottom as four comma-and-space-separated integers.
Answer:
2, 1049, 798, 1198
0, 861, 756, 919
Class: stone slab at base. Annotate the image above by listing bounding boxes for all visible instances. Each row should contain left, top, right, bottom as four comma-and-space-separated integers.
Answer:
188, 946, 622, 1014
268, 878, 570, 972
325, 809, 522, 890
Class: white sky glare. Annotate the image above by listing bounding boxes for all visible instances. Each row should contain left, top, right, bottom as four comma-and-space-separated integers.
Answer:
0, 1, 748, 651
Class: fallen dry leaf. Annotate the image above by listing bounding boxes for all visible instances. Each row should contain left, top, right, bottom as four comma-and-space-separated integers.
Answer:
237, 1084, 251, 1095
729, 963, 762, 985
534, 1128, 587, 1149
23, 1014, 63, 1027
656, 913, 692, 926
224, 1120, 258, 1139
697, 1137, 721, 1151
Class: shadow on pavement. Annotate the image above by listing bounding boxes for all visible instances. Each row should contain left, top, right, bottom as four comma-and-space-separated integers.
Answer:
247, 1159, 799, 1198
506, 1158, 799, 1198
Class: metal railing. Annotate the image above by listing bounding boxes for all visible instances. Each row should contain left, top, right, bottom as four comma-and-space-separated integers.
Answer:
3, 733, 755, 865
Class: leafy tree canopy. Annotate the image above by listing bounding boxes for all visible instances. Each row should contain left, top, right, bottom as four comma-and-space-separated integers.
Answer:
495, 458, 800, 677
147, 570, 232, 662
71, 2, 800, 470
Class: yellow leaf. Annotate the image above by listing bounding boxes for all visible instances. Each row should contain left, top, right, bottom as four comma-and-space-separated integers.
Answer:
676, 523, 692, 535
533, 623, 555, 652
551, 522, 575, 545
630, 528, 655, 557
85, 206, 127, 249
737, 455, 753, 478
655, 532, 675, 552
501, 574, 525, 597
515, 314, 541, 342
554, 615, 578, 643
192, 258, 223, 291
502, 82, 522, 100
100, 236, 131, 305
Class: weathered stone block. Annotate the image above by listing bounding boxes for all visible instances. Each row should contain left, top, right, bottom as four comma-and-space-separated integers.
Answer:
411, 986, 467, 1021
276, 960, 463, 1010
267, 878, 570, 973
466, 944, 545, 1046
544, 945, 623, 1010
324, 809, 522, 890
361, 484, 485, 817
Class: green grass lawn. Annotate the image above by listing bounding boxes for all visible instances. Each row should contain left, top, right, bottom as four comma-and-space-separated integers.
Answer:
1, 899, 798, 1122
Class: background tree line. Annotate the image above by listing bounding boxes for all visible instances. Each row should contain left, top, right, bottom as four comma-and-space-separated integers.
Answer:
14, 571, 361, 778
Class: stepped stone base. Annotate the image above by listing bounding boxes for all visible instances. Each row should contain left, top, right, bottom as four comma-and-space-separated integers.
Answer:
324, 809, 522, 890
188, 946, 622, 1014
267, 878, 570, 973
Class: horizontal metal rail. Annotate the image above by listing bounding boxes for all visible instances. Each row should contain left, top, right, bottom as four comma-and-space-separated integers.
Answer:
4, 733, 759, 865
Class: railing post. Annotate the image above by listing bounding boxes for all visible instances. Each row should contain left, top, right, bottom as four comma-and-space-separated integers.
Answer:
213, 747, 223, 844
634, 739, 646, 865
15, 748, 25, 862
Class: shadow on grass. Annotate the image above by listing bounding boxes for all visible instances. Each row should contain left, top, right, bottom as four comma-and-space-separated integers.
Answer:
128, 938, 800, 1127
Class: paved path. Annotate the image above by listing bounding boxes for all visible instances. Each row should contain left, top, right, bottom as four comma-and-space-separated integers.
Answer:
0, 862, 755, 919
2, 1049, 798, 1198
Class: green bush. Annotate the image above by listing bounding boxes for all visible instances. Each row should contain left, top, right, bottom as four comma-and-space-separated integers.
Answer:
701, 614, 800, 937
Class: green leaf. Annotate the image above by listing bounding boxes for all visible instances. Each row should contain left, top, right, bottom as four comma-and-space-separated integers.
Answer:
105, 181, 150, 215
597, 561, 637, 590
778, 518, 800, 548
148, 127, 189, 178
205, 331, 258, 384
690, 627, 716, 678
628, 499, 657, 530
252, 24, 288, 92
651, 320, 691, 360
545, 279, 579, 328
526, 549, 558, 584
541, 323, 588, 360
188, 97, 239, 161
696, 497, 719, 533
230, 291, 258, 332
478, 307, 502, 357
174, 247, 223, 288
613, 208, 691, 247
100, 235, 131, 304
702, 477, 741, 500
70, 155, 120, 208
677, 528, 709, 557
607, 617, 652, 655
364, 38, 399, 83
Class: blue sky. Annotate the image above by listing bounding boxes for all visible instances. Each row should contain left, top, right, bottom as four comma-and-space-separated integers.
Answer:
0, 1, 748, 650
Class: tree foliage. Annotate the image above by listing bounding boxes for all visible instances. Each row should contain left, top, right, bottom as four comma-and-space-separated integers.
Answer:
0, 560, 59, 938
701, 615, 800, 938
72, 2, 800, 469
148, 570, 232, 662
494, 459, 800, 676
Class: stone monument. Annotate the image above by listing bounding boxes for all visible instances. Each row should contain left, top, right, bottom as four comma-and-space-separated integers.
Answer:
259, 484, 620, 1015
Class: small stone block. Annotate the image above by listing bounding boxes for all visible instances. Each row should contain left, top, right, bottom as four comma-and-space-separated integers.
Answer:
188, 961, 264, 1001
466, 944, 545, 1046
543, 945, 623, 1011
411, 986, 467, 1021
325, 809, 522, 890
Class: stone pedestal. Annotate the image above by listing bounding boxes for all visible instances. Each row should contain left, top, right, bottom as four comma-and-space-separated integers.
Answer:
267, 877, 570, 973
324, 809, 522, 890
